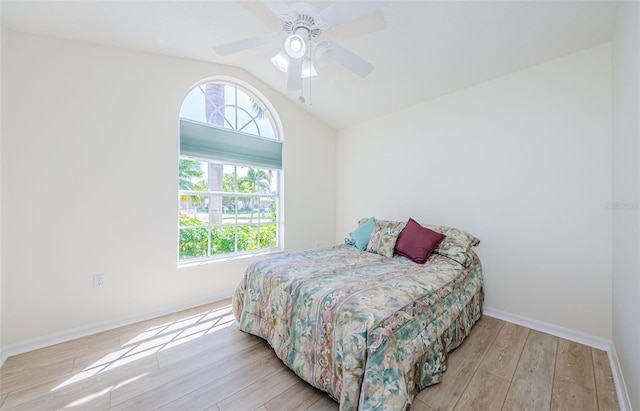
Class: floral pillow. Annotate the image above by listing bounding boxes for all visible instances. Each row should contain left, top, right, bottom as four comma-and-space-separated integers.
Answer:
424, 224, 480, 267
366, 220, 407, 258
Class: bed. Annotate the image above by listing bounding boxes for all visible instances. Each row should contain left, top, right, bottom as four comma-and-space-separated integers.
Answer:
232, 219, 483, 410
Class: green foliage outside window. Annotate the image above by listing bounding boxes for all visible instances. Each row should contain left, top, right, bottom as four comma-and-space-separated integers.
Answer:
179, 213, 277, 260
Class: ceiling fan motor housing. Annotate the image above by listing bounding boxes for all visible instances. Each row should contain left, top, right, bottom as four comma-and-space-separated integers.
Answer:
282, 2, 322, 41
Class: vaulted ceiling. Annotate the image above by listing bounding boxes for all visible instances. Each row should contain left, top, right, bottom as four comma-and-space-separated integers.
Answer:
1, 1, 617, 130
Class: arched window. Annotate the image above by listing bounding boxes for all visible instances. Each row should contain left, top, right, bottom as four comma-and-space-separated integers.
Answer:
178, 79, 283, 263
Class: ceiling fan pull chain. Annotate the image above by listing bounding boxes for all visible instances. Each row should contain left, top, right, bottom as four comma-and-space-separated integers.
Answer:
308, 73, 312, 106
298, 74, 312, 107
299, 72, 305, 105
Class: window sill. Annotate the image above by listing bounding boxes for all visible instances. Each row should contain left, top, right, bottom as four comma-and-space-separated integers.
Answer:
177, 247, 283, 268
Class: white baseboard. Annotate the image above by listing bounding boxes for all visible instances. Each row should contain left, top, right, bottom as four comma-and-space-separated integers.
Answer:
608, 343, 633, 411
483, 306, 631, 411
1, 293, 232, 363
483, 306, 611, 350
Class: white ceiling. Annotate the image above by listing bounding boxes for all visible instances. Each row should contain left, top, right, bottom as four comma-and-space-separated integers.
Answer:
1, 0, 617, 130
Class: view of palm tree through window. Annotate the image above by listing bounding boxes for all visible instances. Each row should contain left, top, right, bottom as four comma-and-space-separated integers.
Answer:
178, 81, 281, 261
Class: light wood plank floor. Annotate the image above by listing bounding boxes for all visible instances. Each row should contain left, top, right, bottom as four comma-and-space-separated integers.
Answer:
0, 299, 619, 410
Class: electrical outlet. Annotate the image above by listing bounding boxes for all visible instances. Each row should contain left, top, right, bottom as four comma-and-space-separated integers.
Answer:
93, 273, 105, 288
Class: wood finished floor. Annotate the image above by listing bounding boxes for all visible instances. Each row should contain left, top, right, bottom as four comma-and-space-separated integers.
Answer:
0, 299, 619, 411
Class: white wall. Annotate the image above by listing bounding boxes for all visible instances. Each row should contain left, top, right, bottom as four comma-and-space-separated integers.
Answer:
336, 44, 612, 339
612, 1, 640, 409
1, 30, 336, 347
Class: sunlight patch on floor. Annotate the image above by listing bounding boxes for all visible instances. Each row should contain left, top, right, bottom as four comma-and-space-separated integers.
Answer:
62, 373, 148, 409
51, 304, 234, 395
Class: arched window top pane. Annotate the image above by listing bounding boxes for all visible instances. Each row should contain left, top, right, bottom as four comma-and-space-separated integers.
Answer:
180, 80, 279, 141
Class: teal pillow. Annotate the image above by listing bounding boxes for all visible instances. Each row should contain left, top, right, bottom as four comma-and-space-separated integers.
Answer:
350, 217, 377, 251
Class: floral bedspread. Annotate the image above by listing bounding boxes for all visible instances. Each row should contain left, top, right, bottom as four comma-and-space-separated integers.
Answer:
232, 245, 483, 410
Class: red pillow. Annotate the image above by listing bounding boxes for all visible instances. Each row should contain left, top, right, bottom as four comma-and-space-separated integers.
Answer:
395, 218, 446, 264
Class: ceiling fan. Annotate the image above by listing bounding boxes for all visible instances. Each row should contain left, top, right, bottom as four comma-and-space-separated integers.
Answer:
213, 0, 388, 91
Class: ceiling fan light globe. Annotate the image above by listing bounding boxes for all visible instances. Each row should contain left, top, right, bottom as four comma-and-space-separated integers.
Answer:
313, 41, 333, 67
290, 38, 303, 52
284, 34, 307, 59
271, 51, 290, 73
302, 59, 318, 78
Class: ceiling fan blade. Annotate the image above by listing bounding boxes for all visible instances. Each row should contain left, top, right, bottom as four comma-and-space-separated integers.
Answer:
324, 41, 374, 78
287, 58, 303, 90
213, 31, 282, 56
263, 0, 296, 21
314, 0, 389, 30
